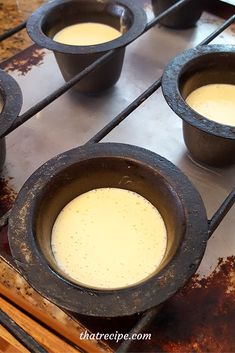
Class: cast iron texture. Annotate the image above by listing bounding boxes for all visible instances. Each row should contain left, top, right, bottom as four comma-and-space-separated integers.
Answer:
0, 70, 23, 171
8, 143, 208, 317
151, 0, 203, 29
26, 0, 147, 94
161, 44, 235, 167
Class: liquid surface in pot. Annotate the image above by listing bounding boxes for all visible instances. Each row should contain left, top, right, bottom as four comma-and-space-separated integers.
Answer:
186, 84, 235, 126
51, 188, 167, 289
53, 23, 122, 46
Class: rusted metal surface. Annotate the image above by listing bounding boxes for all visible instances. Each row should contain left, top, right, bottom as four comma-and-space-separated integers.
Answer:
77, 256, 235, 352
133, 256, 235, 352
0, 178, 15, 217
3, 45, 46, 76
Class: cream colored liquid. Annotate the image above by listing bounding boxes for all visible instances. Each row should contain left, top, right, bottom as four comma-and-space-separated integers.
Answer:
186, 84, 235, 126
51, 188, 167, 289
53, 22, 121, 46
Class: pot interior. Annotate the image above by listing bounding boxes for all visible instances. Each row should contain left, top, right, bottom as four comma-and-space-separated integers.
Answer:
34, 156, 185, 288
179, 51, 235, 99
42, 0, 133, 40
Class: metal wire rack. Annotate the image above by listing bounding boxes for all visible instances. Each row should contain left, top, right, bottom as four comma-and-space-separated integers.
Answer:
0, 0, 235, 352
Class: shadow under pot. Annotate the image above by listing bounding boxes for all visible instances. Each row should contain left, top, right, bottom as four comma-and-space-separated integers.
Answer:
26, 0, 147, 95
8, 143, 208, 317
151, 0, 203, 29
161, 45, 235, 167
0, 70, 23, 171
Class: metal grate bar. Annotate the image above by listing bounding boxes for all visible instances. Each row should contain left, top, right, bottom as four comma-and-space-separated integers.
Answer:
0, 0, 192, 44
118, 183, 235, 353
5, 12, 234, 139
1, 0, 192, 137
116, 189, 235, 353
116, 307, 160, 353
0, 21, 26, 42
86, 78, 162, 144
200, 14, 235, 45
3, 50, 115, 136
113, 14, 235, 353
208, 187, 235, 238
145, 0, 193, 31
0, 306, 48, 353
86, 15, 235, 146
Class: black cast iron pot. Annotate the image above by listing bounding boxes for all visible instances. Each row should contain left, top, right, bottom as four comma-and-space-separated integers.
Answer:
0, 70, 23, 171
162, 45, 235, 167
26, 0, 147, 94
8, 143, 208, 317
151, 0, 203, 29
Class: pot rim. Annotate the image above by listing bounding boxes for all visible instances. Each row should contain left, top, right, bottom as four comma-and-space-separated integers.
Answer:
26, 0, 147, 55
0, 70, 23, 137
8, 143, 208, 317
161, 44, 235, 140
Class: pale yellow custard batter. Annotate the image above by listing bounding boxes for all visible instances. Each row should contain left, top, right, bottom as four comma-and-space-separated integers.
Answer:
53, 22, 121, 46
186, 84, 235, 126
51, 188, 167, 289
